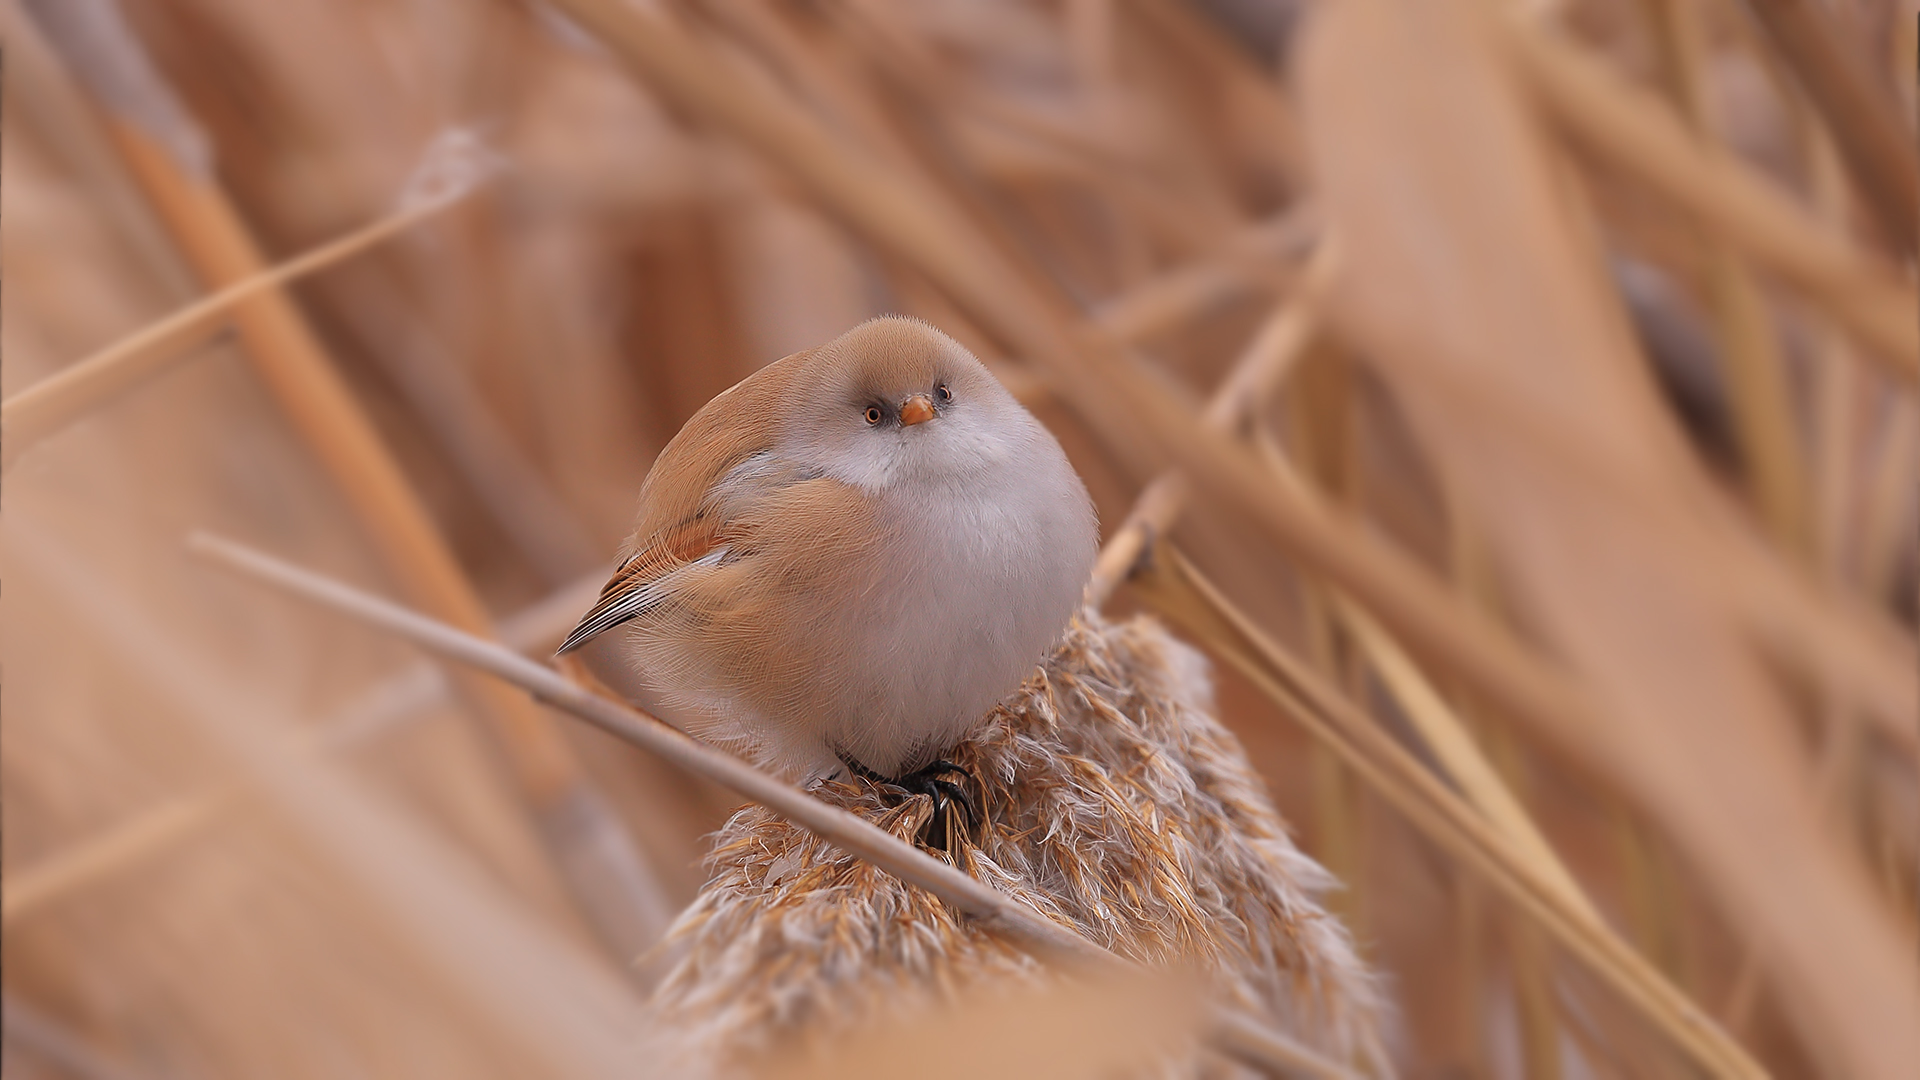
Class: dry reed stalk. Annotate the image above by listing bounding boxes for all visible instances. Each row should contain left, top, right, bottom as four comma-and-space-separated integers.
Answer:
1086, 239, 1334, 606
1128, 547, 1765, 1080
0, 182, 475, 470
187, 531, 1359, 1080
1857, 404, 1918, 597
1330, 598, 1595, 925
320, 276, 605, 587
1717, 68, 1883, 1042
26, 0, 671, 965
1, 790, 225, 926
1439, 490, 1593, 1074
1082, 245, 1336, 607
1503, 16, 1918, 380
1699, 251, 1812, 551
831, 1, 1242, 260
1509, 920, 1564, 1080
1089, 207, 1318, 345
1642, 0, 1810, 557
1270, 347, 1373, 949
1446, 872, 1492, 1077
1806, 128, 1861, 585
1739, 0, 1917, 255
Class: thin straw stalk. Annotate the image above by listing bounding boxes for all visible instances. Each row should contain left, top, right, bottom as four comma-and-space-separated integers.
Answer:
1330, 598, 1597, 925
1086, 239, 1336, 607
1, 791, 225, 927
1128, 547, 1766, 1080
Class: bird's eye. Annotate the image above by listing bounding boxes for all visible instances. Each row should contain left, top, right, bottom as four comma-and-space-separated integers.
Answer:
934, 383, 951, 403
864, 405, 884, 425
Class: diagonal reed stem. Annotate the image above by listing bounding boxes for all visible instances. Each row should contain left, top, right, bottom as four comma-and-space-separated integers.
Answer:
186, 530, 1359, 1080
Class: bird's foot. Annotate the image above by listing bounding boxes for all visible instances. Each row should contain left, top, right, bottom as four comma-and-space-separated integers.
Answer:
897, 759, 980, 836
844, 757, 980, 853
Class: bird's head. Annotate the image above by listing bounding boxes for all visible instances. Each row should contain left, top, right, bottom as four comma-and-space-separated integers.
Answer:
782, 316, 1030, 491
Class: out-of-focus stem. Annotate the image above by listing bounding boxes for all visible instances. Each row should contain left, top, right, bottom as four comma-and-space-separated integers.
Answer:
1645, 0, 1810, 556
1741, 0, 1917, 257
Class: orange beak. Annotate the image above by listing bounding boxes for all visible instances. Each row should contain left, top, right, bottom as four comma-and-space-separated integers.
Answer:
899, 393, 935, 426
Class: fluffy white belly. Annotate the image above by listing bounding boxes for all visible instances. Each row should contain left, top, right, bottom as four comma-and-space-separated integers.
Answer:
815, 479, 1085, 776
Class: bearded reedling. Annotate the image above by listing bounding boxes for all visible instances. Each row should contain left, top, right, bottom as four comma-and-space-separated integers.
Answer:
561, 316, 1097, 818
566, 318, 1383, 1070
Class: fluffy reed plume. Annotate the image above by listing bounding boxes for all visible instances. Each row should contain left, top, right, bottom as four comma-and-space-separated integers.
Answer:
653, 612, 1380, 1072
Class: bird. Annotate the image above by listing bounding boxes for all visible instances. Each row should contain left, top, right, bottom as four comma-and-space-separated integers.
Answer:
559, 315, 1099, 797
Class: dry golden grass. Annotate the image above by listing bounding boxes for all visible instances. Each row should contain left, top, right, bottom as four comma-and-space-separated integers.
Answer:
4, 0, 1915, 1077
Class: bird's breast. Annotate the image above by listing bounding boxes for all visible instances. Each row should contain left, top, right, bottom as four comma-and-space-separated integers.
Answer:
818, 469, 1089, 773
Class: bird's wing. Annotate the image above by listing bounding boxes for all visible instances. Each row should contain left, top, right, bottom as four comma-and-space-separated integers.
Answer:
556, 515, 733, 654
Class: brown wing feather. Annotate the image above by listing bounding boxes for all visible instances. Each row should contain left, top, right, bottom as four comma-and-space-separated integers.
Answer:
556, 517, 726, 653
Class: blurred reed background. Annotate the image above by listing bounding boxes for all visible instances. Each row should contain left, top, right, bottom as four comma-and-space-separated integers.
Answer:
2, 0, 1915, 1077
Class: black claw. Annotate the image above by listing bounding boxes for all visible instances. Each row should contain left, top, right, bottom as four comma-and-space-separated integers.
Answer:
927, 778, 979, 831
840, 754, 982, 852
